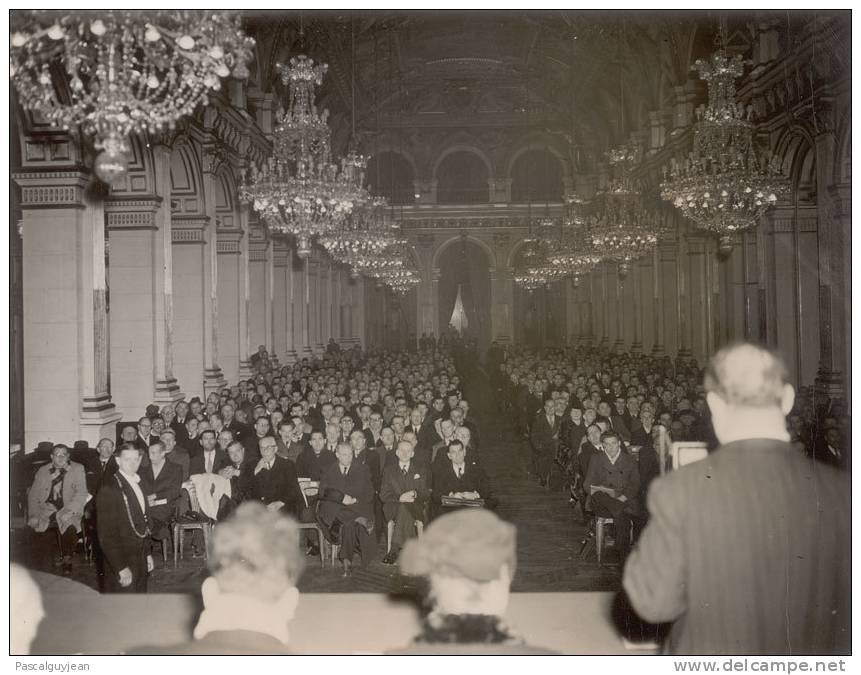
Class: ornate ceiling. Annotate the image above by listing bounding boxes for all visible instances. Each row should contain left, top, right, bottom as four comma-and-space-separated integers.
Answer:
240, 10, 838, 181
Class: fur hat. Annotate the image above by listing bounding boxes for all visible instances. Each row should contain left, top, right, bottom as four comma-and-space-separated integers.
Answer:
399, 510, 516, 582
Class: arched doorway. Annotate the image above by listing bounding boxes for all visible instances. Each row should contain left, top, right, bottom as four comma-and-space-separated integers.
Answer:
436, 239, 491, 353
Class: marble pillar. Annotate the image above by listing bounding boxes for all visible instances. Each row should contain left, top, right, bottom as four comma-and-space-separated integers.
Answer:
199, 159, 226, 395
106, 145, 184, 412
215, 229, 244, 383
273, 244, 290, 362
14, 170, 122, 447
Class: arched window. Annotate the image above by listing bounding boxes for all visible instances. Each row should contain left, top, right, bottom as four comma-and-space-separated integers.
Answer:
365, 152, 415, 205
436, 151, 489, 204
510, 149, 563, 203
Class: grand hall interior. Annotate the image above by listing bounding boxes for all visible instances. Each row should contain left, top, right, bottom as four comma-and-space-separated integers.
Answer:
8, 8, 852, 658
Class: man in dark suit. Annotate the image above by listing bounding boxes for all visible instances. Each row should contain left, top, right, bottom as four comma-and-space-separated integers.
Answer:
812, 426, 849, 470
583, 429, 640, 562
95, 443, 153, 593
430, 440, 495, 519
88, 438, 119, 492
351, 429, 383, 542
221, 403, 249, 444
139, 441, 183, 542
296, 430, 337, 482
380, 440, 429, 565
529, 398, 560, 486
623, 343, 850, 654
189, 429, 228, 476
217, 441, 257, 518
318, 442, 375, 575
171, 401, 191, 446
363, 411, 384, 449
251, 436, 303, 518
160, 429, 190, 481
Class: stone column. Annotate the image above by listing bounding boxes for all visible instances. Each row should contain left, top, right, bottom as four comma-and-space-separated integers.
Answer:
301, 260, 314, 356
687, 235, 708, 362
431, 268, 442, 339
629, 260, 643, 354
599, 266, 610, 348
265, 239, 275, 365
215, 229, 243, 384
247, 232, 271, 358
353, 276, 366, 348
171, 216, 208, 397
14, 170, 122, 447
814, 171, 849, 403
320, 262, 331, 347
676, 235, 692, 358
237, 207, 253, 378
650, 246, 665, 356
330, 268, 342, 348
199, 154, 226, 395
105, 145, 184, 412
613, 267, 625, 352
311, 257, 325, 354
272, 243, 290, 362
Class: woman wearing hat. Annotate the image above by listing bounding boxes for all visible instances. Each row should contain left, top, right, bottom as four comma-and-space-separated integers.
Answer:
390, 510, 556, 654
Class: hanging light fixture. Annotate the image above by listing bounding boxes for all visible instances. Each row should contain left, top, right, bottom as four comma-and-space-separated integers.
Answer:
591, 144, 666, 278
660, 44, 789, 255
10, 11, 254, 185
240, 55, 364, 258
544, 193, 603, 277
318, 16, 401, 272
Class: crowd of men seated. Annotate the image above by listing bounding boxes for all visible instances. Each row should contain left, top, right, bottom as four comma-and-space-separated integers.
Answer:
494, 343, 850, 564
16, 342, 496, 586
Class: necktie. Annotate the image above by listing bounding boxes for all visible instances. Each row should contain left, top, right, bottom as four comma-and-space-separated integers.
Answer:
457, 466, 463, 478
206, 452, 213, 473
342, 466, 348, 476
401, 465, 408, 476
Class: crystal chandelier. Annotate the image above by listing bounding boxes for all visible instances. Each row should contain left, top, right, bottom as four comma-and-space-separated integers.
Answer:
544, 194, 602, 278
10, 11, 254, 185
591, 146, 663, 278
240, 56, 363, 258
660, 50, 789, 255
319, 196, 404, 273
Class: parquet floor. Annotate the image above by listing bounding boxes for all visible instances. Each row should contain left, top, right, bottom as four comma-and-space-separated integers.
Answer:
13, 367, 621, 594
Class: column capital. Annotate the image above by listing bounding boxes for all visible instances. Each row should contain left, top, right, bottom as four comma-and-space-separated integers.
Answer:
13, 170, 91, 209
249, 241, 269, 262
216, 228, 244, 255
105, 197, 163, 231
172, 215, 209, 244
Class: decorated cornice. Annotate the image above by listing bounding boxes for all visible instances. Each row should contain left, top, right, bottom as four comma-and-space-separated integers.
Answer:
172, 215, 209, 244
215, 228, 244, 255
12, 170, 90, 209
105, 198, 162, 230
249, 240, 269, 262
